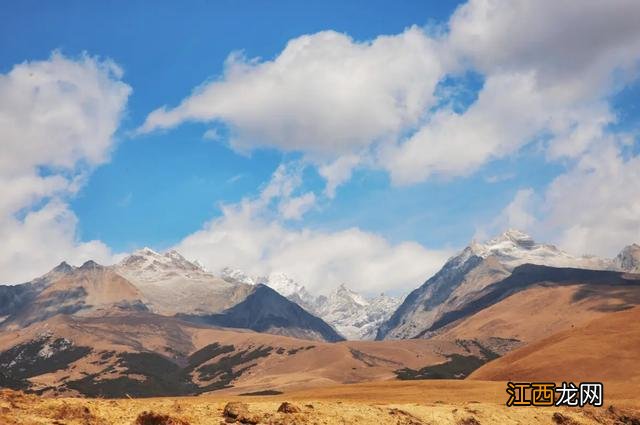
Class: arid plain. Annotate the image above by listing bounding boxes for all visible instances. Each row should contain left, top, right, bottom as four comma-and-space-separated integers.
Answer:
1, 379, 639, 425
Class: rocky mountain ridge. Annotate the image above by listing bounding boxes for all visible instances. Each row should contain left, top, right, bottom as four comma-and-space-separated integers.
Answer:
376, 229, 640, 340
0, 253, 343, 343
221, 268, 401, 340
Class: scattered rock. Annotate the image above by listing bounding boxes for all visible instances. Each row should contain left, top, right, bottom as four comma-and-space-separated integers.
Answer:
53, 403, 93, 421
223, 402, 249, 420
458, 417, 481, 425
619, 415, 640, 425
605, 406, 640, 425
135, 411, 190, 425
277, 402, 301, 414
0, 389, 36, 406
388, 408, 424, 424
222, 402, 260, 424
551, 412, 580, 425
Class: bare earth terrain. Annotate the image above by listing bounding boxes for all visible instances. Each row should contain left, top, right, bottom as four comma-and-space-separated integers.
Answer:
3, 246, 640, 423
470, 305, 640, 385
1, 380, 639, 425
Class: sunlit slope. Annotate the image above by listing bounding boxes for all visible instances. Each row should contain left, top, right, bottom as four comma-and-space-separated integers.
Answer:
470, 306, 640, 383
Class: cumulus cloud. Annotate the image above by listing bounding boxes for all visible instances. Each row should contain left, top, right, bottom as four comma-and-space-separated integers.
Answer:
318, 154, 362, 198
0, 201, 116, 283
139, 27, 445, 194
175, 165, 452, 295
0, 52, 131, 283
140, 0, 640, 191
488, 138, 640, 258
385, 0, 640, 182
279, 192, 316, 220
139, 27, 443, 155
250, 162, 318, 220
382, 72, 550, 183
542, 142, 640, 256
144, 0, 640, 268
448, 0, 640, 101
476, 188, 539, 242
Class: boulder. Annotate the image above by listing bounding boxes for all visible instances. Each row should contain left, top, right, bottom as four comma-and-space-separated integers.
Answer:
277, 402, 301, 414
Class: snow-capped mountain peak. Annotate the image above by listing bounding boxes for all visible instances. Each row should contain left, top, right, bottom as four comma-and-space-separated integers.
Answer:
488, 228, 535, 246
216, 267, 401, 340
316, 284, 402, 340
376, 229, 629, 340
266, 272, 306, 298
129, 246, 163, 261
471, 229, 545, 257
330, 284, 369, 307
191, 259, 208, 272
264, 272, 318, 313
220, 269, 316, 306
220, 267, 259, 285
113, 249, 249, 316
615, 243, 640, 272
116, 247, 208, 282
468, 229, 611, 270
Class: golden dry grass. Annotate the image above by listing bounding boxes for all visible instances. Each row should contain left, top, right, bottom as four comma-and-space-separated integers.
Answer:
470, 306, 640, 385
1, 380, 638, 425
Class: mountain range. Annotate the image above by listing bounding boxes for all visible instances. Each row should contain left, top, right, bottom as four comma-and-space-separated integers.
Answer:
0, 250, 343, 343
220, 269, 402, 340
1, 229, 640, 397
376, 229, 639, 340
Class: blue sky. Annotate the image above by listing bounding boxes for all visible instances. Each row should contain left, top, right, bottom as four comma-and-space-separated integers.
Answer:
1, 0, 639, 293
1, 0, 469, 251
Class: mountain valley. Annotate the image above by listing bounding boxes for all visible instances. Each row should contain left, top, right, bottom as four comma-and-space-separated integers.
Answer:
1, 230, 639, 407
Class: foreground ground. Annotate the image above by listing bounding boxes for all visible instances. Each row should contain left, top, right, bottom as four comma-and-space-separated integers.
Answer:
2, 380, 639, 425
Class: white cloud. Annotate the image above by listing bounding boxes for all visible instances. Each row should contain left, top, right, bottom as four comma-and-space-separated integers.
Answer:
0, 201, 115, 283
318, 154, 362, 198
382, 0, 640, 184
0, 52, 130, 181
477, 188, 538, 242
445, 0, 640, 255
542, 142, 640, 256
484, 172, 515, 184
176, 206, 452, 295
382, 72, 550, 183
279, 192, 316, 220
202, 128, 221, 141
145, 0, 640, 270
448, 0, 640, 101
139, 27, 445, 193
226, 173, 245, 184
175, 165, 452, 295
500, 188, 538, 231
139, 0, 640, 194
0, 52, 131, 283
490, 139, 640, 257
139, 27, 443, 156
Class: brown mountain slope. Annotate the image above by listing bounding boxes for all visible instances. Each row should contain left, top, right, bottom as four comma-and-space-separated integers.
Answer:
0, 310, 495, 397
1, 260, 345, 342
435, 281, 640, 348
1, 261, 147, 330
469, 305, 640, 383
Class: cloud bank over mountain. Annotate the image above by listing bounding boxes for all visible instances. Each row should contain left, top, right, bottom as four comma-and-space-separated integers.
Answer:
174, 163, 452, 295
2, 0, 640, 290
140, 0, 640, 259
0, 53, 131, 283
